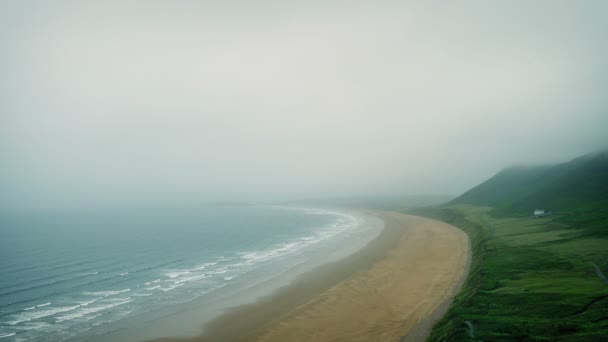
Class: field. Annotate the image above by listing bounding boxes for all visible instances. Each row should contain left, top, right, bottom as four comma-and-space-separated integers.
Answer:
410, 204, 608, 341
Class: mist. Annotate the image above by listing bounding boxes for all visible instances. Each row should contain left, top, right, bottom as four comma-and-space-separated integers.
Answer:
2, 1, 607, 210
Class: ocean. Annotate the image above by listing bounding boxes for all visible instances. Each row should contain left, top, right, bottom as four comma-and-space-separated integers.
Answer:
0, 205, 382, 341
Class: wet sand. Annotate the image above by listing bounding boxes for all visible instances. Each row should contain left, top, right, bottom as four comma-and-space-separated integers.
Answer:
150, 211, 470, 342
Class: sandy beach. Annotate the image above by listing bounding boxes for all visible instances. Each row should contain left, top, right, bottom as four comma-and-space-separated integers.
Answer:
150, 211, 469, 342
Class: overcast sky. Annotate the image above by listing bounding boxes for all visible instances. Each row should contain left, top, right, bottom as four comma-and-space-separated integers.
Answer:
2, 1, 607, 209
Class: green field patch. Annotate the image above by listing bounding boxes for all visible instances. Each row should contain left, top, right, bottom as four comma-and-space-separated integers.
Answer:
493, 223, 552, 237
484, 247, 572, 272
499, 229, 585, 246
498, 275, 608, 295
537, 237, 608, 257
417, 204, 608, 341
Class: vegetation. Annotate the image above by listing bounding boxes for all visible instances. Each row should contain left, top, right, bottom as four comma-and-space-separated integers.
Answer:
454, 150, 608, 219
410, 151, 608, 341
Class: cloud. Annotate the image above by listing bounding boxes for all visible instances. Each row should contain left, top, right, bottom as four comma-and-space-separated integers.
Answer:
1, 0, 607, 209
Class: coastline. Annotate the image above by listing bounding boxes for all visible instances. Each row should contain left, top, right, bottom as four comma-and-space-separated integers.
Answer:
84, 208, 383, 342
147, 210, 470, 342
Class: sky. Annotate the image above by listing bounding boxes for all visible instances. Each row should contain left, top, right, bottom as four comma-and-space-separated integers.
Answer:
1, 1, 608, 209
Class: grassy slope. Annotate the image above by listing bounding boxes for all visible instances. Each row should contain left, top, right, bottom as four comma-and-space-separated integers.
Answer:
410, 152, 608, 341
454, 151, 608, 218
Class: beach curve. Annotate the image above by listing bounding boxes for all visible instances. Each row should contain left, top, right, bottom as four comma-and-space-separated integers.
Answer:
148, 210, 469, 342
250, 211, 470, 342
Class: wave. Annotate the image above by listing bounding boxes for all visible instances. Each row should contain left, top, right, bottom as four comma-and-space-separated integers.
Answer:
0, 258, 94, 285
0, 206, 363, 341
237, 214, 357, 266
165, 271, 190, 279
2, 258, 180, 299
83, 289, 130, 297
0, 259, 183, 309
5, 295, 132, 330
0, 333, 15, 339
54, 298, 132, 323
159, 284, 184, 292
23, 302, 51, 311
6, 297, 104, 326
162, 269, 215, 286
151, 209, 359, 298
240, 241, 304, 263
144, 279, 160, 285
193, 262, 217, 270
6, 304, 81, 325
169, 272, 212, 285
0, 270, 99, 297
14, 321, 50, 331
0, 255, 134, 298
7, 294, 130, 326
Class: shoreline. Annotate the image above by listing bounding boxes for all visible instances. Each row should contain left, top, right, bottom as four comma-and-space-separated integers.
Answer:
84, 208, 384, 342
148, 210, 470, 342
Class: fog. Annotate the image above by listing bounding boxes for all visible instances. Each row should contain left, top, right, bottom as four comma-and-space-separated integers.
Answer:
2, 1, 607, 209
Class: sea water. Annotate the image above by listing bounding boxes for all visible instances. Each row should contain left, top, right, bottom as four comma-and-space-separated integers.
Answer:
0, 205, 382, 341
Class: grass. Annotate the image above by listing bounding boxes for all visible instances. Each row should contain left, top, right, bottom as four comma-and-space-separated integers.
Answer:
408, 204, 608, 341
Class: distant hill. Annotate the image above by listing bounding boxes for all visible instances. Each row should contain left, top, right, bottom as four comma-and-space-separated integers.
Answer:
451, 150, 608, 216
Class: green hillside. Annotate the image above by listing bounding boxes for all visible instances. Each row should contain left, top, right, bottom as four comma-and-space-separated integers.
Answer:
454, 151, 608, 212
409, 150, 608, 341
453, 151, 608, 234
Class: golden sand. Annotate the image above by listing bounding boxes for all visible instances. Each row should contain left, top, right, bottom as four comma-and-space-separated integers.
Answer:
251, 211, 469, 341
149, 211, 469, 342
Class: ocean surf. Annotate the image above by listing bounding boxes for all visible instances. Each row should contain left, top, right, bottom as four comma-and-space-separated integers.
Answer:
0, 205, 382, 341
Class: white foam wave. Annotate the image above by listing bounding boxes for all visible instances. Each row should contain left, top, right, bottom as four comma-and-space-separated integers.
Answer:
234, 209, 359, 269
7, 305, 80, 325
146, 208, 359, 298
159, 283, 184, 292
119, 272, 129, 276
193, 262, 217, 270
0, 333, 16, 339
165, 271, 190, 279
240, 241, 309, 263
83, 289, 130, 297
15, 321, 50, 331
55, 298, 132, 323
8, 298, 100, 326
173, 273, 210, 284
79, 298, 100, 307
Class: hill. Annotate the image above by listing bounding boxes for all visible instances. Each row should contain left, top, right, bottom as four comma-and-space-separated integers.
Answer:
408, 150, 608, 341
452, 151, 608, 221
